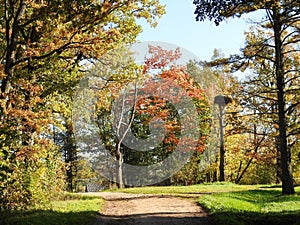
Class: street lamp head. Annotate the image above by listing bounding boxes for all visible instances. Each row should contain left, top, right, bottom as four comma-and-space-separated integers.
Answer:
214, 95, 232, 106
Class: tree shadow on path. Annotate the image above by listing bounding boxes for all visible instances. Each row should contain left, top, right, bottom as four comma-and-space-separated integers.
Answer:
94, 212, 211, 225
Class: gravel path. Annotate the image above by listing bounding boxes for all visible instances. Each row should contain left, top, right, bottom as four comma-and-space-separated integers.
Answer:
87, 192, 211, 225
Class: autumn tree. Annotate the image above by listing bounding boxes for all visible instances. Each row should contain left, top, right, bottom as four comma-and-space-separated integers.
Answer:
193, 0, 300, 195
0, 0, 165, 209
131, 47, 210, 185
90, 45, 210, 187
240, 23, 300, 182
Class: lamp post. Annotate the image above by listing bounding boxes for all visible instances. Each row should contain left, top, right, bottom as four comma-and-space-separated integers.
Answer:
214, 95, 232, 182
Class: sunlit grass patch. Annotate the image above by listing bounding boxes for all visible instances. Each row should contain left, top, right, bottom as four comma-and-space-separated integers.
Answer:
198, 187, 300, 225
199, 193, 260, 212
2, 194, 104, 225
115, 182, 260, 195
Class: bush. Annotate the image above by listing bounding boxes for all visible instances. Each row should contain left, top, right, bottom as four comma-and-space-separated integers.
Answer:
0, 143, 66, 211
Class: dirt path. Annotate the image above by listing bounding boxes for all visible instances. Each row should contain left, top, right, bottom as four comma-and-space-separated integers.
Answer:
88, 192, 211, 225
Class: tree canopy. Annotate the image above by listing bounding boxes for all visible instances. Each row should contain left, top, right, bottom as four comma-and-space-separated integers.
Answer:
0, 0, 165, 209
193, 0, 300, 194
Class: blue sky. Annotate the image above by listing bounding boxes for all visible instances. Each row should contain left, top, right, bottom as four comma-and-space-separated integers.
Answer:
137, 1, 259, 61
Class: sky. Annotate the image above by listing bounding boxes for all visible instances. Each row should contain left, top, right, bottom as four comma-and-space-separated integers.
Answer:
137, 1, 260, 61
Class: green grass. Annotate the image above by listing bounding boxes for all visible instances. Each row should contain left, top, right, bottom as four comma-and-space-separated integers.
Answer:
115, 182, 260, 196
198, 186, 300, 225
1, 194, 104, 225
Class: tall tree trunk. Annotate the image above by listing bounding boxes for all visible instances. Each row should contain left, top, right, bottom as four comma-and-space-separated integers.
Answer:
116, 142, 124, 189
2, 0, 25, 93
114, 83, 138, 189
206, 172, 211, 182
273, 10, 294, 195
275, 136, 282, 184
213, 170, 218, 182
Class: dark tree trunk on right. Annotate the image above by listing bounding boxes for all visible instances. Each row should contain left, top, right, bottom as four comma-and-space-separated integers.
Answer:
273, 10, 294, 195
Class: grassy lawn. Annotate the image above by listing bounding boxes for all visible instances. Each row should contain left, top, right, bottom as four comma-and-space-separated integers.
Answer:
198, 185, 300, 225
116, 182, 260, 196
1, 194, 104, 225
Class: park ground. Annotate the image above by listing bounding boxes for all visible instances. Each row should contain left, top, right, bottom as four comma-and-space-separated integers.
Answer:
2, 183, 300, 225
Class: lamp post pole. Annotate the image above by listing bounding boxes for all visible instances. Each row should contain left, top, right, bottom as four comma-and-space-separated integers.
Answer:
214, 95, 232, 182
